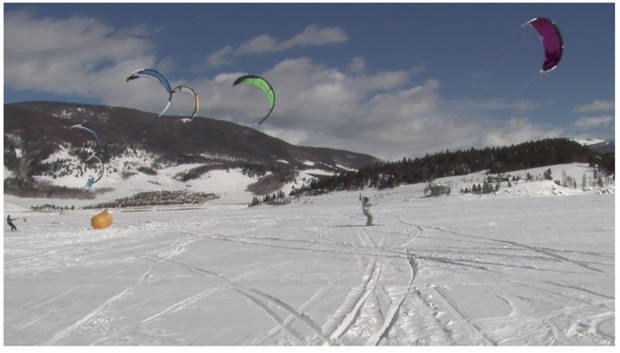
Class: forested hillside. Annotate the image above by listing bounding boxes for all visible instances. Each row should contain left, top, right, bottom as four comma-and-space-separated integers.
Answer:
291, 138, 615, 196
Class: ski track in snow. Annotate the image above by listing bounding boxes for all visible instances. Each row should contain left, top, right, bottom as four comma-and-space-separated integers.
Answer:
323, 258, 381, 341
311, 227, 422, 346
364, 255, 417, 346
433, 287, 497, 345
133, 233, 332, 345
249, 255, 356, 345
39, 239, 195, 345
149, 257, 313, 345
12, 286, 96, 333
138, 260, 283, 325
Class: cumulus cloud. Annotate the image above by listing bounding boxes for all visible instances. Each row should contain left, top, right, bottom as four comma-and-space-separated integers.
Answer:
260, 127, 309, 146
236, 34, 280, 55
156, 56, 177, 73
410, 62, 428, 75
573, 115, 614, 129
179, 58, 557, 160
479, 118, 564, 149
281, 24, 349, 49
347, 57, 366, 73
5, 11, 566, 161
206, 46, 234, 68
236, 24, 348, 55
448, 99, 539, 111
573, 100, 615, 112
200, 24, 348, 69
4, 9, 161, 99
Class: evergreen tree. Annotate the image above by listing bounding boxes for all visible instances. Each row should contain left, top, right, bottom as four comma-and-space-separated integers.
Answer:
562, 170, 567, 187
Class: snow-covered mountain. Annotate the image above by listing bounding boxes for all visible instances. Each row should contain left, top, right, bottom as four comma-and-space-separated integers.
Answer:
4, 101, 386, 208
4, 101, 382, 175
586, 139, 615, 155
570, 137, 607, 146
570, 137, 615, 155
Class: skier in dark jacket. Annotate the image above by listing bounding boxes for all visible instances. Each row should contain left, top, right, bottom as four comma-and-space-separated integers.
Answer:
7, 215, 17, 231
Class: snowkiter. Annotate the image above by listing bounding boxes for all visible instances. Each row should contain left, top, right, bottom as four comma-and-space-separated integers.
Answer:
362, 197, 373, 226
85, 175, 95, 190
7, 215, 17, 231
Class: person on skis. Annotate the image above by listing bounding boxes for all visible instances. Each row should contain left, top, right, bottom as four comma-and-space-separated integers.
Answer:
7, 215, 18, 231
85, 175, 95, 190
361, 197, 374, 226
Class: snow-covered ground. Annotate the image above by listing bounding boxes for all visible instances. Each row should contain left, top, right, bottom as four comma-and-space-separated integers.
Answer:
3, 163, 616, 345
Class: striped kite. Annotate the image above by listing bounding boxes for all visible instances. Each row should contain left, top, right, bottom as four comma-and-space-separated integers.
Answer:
126, 68, 174, 116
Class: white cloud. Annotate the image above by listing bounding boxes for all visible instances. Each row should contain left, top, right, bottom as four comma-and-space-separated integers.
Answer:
199, 24, 349, 69
156, 56, 176, 73
206, 46, 234, 68
236, 24, 348, 55
410, 62, 428, 75
115, 24, 151, 38
449, 99, 539, 111
5, 12, 568, 161
236, 34, 279, 54
193, 25, 348, 70
260, 127, 309, 146
480, 118, 564, 148
347, 57, 366, 73
4, 10, 158, 98
279, 24, 349, 49
573, 115, 614, 129
573, 100, 615, 112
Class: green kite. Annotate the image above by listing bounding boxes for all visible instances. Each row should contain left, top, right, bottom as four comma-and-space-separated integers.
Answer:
233, 75, 275, 125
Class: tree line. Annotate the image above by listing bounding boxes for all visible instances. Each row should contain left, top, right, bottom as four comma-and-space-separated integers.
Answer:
290, 138, 615, 197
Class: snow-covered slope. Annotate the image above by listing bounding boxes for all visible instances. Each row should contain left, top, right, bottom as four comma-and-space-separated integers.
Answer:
416, 163, 614, 199
4, 146, 366, 210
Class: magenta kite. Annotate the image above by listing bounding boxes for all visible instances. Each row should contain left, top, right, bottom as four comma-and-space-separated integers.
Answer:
522, 17, 564, 73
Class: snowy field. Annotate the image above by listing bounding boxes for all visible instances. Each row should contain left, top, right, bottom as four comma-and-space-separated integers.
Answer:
3, 163, 616, 346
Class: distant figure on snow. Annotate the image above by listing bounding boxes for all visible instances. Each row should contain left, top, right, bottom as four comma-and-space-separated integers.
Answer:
85, 175, 95, 190
23, 216, 27, 223
7, 215, 18, 231
361, 197, 374, 226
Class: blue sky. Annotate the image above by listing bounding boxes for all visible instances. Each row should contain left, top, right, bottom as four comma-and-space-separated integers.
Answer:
3, 2, 616, 160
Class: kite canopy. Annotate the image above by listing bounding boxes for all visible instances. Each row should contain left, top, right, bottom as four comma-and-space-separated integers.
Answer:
171, 85, 200, 120
85, 155, 104, 190
233, 75, 275, 125
90, 155, 104, 184
126, 68, 173, 116
522, 17, 564, 73
70, 124, 101, 161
